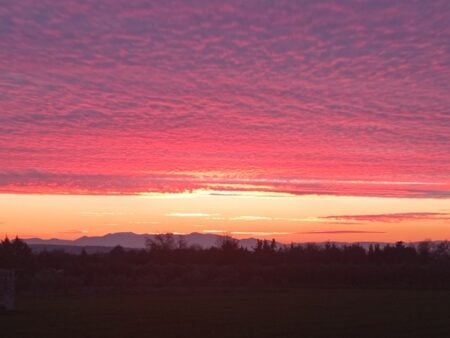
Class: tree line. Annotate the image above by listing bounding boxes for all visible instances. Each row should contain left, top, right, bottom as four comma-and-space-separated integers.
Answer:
1, 235, 449, 293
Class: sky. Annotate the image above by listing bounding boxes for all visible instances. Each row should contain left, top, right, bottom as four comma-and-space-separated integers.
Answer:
0, 0, 449, 242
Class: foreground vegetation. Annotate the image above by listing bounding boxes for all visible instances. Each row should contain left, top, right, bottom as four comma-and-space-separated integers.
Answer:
1, 236, 449, 337
1, 236, 449, 291
1, 289, 450, 338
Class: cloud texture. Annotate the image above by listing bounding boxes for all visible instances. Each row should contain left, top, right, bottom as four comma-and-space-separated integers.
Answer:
0, 0, 449, 197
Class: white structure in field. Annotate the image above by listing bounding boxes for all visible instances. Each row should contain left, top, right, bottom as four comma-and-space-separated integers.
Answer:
0, 269, 15, 311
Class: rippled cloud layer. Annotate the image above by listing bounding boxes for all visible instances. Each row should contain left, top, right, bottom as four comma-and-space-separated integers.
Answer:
1, 0, 449, 197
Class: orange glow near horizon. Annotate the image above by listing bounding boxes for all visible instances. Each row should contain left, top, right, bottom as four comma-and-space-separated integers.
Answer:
1, 1, 450, 246
1, 191, 449, 243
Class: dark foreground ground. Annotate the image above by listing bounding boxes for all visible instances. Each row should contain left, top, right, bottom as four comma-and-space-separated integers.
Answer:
1, 289, 450, 338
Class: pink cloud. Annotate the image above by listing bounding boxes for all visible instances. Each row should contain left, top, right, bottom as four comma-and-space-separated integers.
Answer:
0, 1, 449, 197
0, 170, 449, 198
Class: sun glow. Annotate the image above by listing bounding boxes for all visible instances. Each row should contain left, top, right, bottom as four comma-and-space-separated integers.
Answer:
1, 192, 449, 242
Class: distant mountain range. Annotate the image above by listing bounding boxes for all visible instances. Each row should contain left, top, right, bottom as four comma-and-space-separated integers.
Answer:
25, 232, 433, 254
24, 232, 262, 252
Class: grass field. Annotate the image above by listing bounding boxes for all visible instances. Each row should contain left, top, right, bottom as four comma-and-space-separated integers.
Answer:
1, 289, 450, 338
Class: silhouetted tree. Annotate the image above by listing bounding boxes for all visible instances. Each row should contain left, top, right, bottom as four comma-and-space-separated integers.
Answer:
146, 233, 177, 252
218, 236, 240, 252
2, 236, 449, 293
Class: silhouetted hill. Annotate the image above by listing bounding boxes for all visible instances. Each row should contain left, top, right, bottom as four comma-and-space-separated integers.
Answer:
25, 232, 260, 251
27, 244, 115, 254
26, 232, 439, 253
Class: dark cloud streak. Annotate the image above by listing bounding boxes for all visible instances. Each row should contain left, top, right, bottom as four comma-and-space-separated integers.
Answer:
299, 230, 386, 234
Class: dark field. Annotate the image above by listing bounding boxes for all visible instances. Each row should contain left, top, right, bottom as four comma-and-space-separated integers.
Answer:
2, 289, 450, 338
